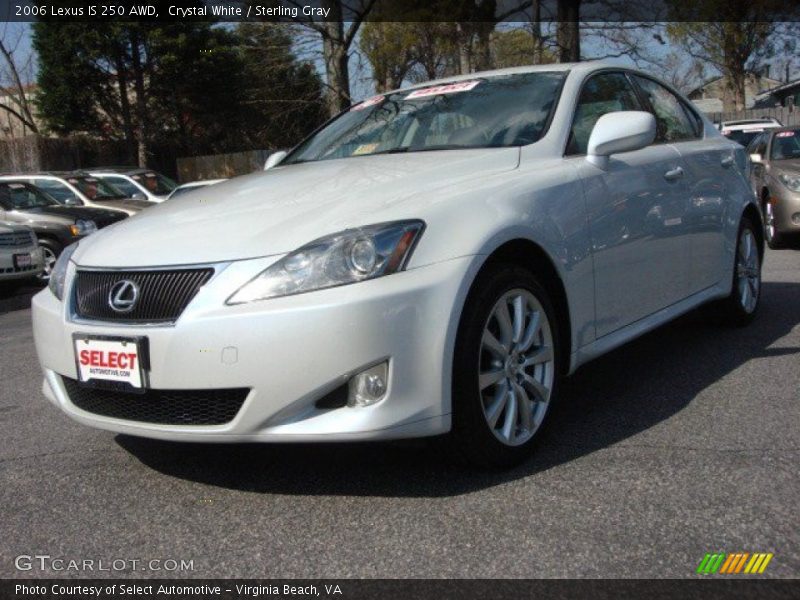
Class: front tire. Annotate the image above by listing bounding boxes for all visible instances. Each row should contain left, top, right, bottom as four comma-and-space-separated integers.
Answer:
762, 196, 784, 250
449, 264, 562, 468
37, 239, 62, 283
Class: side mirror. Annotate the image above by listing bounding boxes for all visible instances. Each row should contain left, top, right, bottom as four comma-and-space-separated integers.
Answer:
586, 111, 657, 169
131, 192, 146, 200
749, 153, 763, 164
64, 195, 81, 206
264, 150, 288, 170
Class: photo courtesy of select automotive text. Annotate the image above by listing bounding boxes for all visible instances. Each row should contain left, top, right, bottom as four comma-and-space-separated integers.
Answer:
0, 0, 798, 598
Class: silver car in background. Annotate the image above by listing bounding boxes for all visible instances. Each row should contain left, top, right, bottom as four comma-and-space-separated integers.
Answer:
747, 126, 800, 248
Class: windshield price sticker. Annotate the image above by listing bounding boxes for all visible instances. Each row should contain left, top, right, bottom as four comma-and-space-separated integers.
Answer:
352, 95, 385, 111
405, 80, 481, 100
776, 131, 795, 137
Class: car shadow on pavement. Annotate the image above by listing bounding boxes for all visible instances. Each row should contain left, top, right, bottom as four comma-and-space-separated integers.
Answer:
116, 281, 800, 498
0, 283, 43, 316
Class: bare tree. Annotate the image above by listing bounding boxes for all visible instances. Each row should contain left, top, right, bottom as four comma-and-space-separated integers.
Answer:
0, 24, 38, 136
286, 0, 378, 116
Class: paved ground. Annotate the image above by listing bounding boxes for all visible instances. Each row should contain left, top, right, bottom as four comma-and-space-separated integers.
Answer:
0, 250, 798, 580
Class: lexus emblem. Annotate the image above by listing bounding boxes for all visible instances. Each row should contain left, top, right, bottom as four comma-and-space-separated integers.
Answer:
108, 280, 140, 313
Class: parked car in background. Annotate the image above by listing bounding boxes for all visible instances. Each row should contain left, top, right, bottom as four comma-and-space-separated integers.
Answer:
33, 62, 762, 468
719, 117, 782, 147
0, 221, 44, 286
166, 179, 227, 200
0, 173, 149, 216
0, 181, 126, 279
89, 168, 177, 203
746, 126, 800, 248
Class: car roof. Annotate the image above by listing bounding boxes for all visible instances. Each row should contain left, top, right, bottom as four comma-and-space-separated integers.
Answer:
90, 167, 154, 175
378, 60, 615, 97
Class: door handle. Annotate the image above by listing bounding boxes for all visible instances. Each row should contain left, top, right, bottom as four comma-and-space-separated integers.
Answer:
663, 167, 684, 181
721, 156, 734, 168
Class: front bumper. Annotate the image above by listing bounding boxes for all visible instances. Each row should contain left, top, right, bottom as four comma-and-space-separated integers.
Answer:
32, 256, 475, 442
0, 246, 44, 281
771, 185, 800, 234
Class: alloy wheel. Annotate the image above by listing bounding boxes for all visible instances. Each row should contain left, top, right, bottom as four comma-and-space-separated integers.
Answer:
736, 228, 760, 314
478, 289, 555, 447
764, 202, 775, 243
39, 246, 57, 281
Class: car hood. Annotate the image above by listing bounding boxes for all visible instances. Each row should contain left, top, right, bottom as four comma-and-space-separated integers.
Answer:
773, 159, 800, 174
74, 149, 520, 267
0, 221, 31, 234
94, 198, 152, 211
32, 205, 124, 222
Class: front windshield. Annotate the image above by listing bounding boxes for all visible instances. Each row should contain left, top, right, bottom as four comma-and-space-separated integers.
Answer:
0, 182, 59, 210
131, 172, 177, 195
770, 129, 800, 160
284, 72, 566, 165
68, 176, 127, 201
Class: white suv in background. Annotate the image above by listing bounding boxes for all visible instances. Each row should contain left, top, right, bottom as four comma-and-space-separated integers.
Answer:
0, 222, 44, 286
719, 117, 782, 147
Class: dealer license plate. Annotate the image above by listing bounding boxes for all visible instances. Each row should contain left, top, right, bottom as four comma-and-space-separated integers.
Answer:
73, 336, 146, 389
13, 253, 31, 268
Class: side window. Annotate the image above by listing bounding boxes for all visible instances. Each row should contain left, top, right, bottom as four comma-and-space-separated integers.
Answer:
566, 72, 641, 155
107, 177, 139, 197
749, 134, 767, 157
633, 76, 696, 142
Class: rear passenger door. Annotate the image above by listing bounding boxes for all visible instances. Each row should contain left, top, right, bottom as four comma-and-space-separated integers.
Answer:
631, 75, 733, 294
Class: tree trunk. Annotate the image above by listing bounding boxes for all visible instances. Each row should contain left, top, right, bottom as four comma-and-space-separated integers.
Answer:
129, 32, 150, 167
114, 53, 137, 165
557, 0, 580, 63
531, 0, 543, 64
320, 3, 350, 117
456, 23, 472, 74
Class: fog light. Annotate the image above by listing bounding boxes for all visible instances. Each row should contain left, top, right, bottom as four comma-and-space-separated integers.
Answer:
348, 361, 389, 407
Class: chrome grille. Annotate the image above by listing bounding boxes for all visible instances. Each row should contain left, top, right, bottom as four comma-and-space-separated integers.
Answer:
74, 268, 214, 323
0, 231, 35, 247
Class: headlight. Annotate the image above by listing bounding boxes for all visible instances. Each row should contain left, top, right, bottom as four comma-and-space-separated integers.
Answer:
778, 173, 800, 192
227, 220, 425, 304
69, 219, 97, 236
48, 242, 78, 300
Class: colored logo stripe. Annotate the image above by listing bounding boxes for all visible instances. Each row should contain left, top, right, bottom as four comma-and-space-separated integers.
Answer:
697, 553, 773, 574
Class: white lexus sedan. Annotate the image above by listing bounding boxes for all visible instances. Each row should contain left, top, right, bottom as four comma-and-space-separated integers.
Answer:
32, 62, 762, 468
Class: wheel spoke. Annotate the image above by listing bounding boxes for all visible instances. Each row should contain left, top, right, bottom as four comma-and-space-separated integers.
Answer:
512, 295, 525, 344
501, 388, 517, 442
518, 310, 541, 352
522, 344, 553, 368
485, 382, 508, 429
479, 369, 505, 390
482, 330, 508, 359
495, 300, 514, 347
513, 381, 533, 432
522, 373, 550, 404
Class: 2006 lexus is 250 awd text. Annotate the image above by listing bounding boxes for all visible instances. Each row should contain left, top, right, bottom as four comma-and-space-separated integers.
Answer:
32, 62, 763, 468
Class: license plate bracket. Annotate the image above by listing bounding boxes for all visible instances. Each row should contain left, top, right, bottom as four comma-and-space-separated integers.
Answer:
72, 334, 150, 393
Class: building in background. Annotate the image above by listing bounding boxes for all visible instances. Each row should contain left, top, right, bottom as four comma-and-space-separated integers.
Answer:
0, 84, 40, 140
688, 72, 783, 113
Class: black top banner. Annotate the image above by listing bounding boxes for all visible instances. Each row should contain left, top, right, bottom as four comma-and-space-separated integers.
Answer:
1, 0, 799, 23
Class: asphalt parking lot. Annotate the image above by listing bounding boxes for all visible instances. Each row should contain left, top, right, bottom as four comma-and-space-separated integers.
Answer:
0, 249, 798, 580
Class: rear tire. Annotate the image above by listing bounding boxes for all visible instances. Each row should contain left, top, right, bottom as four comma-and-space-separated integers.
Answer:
714, 217, 761, 327
448, 264, 562, 468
